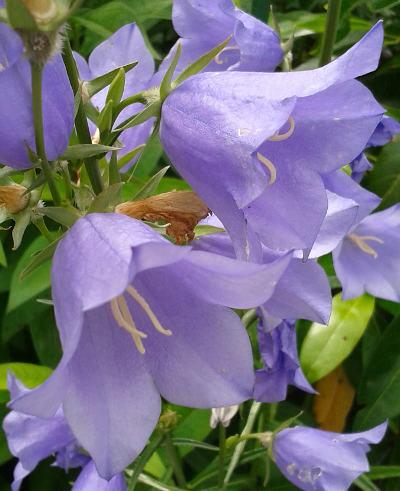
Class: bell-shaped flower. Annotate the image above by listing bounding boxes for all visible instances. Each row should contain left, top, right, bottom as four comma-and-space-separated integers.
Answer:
333, 203, 400, 301
74, 23, 155, 169
272, 422, 387, 490
0, 23, 74, 169
3, 374, 125, 491
153, 0, 282, 85
160, 23, 384, 257
254, 318, 315, 403
9, 213, 290, 479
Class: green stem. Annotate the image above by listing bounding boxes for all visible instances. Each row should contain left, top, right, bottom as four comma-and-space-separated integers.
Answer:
30, 62, 61, 206
109, 150, 121, 185
224, 401, 262, 485
241, 308, 257, 329
115, 92, 146, 117
61, 37, 104, 195
34, 217, 53, 243
318, 0, 342, 67
164, 434, 187, 489
127, 434, 164, 491
218, 424, 226, 489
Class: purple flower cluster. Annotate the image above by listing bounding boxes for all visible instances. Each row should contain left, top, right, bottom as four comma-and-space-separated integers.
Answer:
1, 0, 397, 489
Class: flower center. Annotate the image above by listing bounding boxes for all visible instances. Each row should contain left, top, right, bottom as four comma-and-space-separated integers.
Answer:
257, 117, 295, 185
110, 285, 172, 354
214, 46, 240, 65
347, 233, 384, 259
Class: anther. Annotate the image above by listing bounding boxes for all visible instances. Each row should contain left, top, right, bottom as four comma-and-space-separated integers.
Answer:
257, 152, 277, 185
215, 46, 240, 65
268, 117, 295, 141
348, 234, 384, 259
110, 297, 146, 354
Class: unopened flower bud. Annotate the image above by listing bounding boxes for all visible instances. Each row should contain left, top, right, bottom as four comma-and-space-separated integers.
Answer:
0, 185, 30, 214
157, 409, 180, 433
210, 405, 239, 429
22, 0, 58, 25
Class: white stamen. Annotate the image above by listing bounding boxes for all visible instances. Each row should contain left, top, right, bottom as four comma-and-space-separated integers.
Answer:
110, 297, 146, 354
214, 46, 240, 65
268, 117, 295, 141
238, 128, 251, 136
127, 285, 172, 336
348, 233, 384, 259
91, 127, 100, 145
257, 152, 276, 185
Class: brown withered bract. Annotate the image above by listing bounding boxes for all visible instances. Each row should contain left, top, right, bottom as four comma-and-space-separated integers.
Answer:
0, 185, 31, 214
115, 190, 210, 244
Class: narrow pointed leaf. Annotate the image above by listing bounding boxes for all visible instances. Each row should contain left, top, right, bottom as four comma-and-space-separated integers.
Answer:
19, 236, 62, 281
118, 144, 145, 169
127, 434, 164, 491
171, 438, 218, 452
115, 100, 161, 132
106, 68, 125, 106
172, 36, 232, 88
160, 43, 181, 100
132, 166, 170, 201
60, 144, 118, 160
84, 62, 138, 98
300, 293, 375, 383
37, 206, 82, 228
98, 99, 114, 134
12, 209, 31, 250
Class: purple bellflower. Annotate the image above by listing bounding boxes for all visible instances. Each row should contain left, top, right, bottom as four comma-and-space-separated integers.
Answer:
254, 318, 315, 403
74, 24, 155, 169
272, 422, 387, 490
3, 374, 125, 491
160, 23, 384, 258
153, 0, 283, 85
9, 213, 291, 479
0, 23, 74, 169
350, 115, 400, 182
333, 203, 400, 301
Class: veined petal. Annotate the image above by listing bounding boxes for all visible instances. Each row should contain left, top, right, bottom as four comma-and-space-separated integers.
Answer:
0, 23, 23, 71
72, 461, 126, 491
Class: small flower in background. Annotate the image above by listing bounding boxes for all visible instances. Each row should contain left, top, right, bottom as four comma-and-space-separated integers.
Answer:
3, 374, 126, 491
210, 405, 239, 429
0, 22, 74, 169
272, 422, 387, 490
160, 23, 385, 257
10, 213, 290, 479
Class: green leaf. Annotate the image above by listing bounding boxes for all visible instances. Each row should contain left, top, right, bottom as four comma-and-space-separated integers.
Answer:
5, 0, 37, 30
364, 140, 400, 211
171, 438, 218, 452
131, 123, 163, 178
160, 44, 182, 100
19, 236, 61, 281
368, 0, 400, 11
83, 62, 138, 98
300, 293, 375, 383
173, 36, 232, 88
118, 145, 145, 170
97, 99, 114, 134
0, 362, 52, 390
30, 308, 62, 368
355, 474, 380, 491
194, 225, 225, 239
87, 183, 122, 213
115, 100, 161, 132
0, 240, 7, 267
12, 208, 31, 250
127, 434, 164, 491
7, 236, 52, 313
106, 68, 125, 107
37, 206, 82, 228
354, 315, 400, 430
60, 144, 118, 160
131, 166, 170, 201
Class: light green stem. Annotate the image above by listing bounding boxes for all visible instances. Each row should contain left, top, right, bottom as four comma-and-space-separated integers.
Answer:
319, 0, 342, 66
224, 401, 262, 485
30, 62, 61, 206
164, 434, 187, 489
218, 424, 227, 489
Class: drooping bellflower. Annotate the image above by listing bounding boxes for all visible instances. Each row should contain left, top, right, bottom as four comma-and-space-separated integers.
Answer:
160, 23, 385, 257
3, 374, 125, 491
10, 213, 290, 479
272, 422, 387, 490
0, 22, 74, 169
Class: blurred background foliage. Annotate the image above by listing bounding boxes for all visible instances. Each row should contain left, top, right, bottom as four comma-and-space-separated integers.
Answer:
1, 0, 400, 489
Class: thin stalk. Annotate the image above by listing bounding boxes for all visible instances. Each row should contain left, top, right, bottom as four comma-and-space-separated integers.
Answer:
241, 308, 257, 329
127, 433, 164, 491
164, 434, 187, 489
30, 62, 61, 206
319, 0, 342, 67
62, 37, 104, 195
34, 217, 53, 243
224, 401, 262, 485
218, 424, 227, 489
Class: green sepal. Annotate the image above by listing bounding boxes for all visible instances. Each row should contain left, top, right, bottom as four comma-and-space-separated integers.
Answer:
24, 174, 47, 194
12, 208, 32, 251
36, 206, 82, 228
19, 235, 62, 280
24, 141, 40, 165
84, 62, 138, 98
5, 0, 37, 30
60, 143, 118, 160
87, 183, 122, 213
106, 67, 125, 107
160, 43, 182, 100
114, 100, 162, 132
131, 165, 170, 201
97, 99, 114, 134
194, 225, 225, 239
118, 144, 145, 170
172, 36, 232, 89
